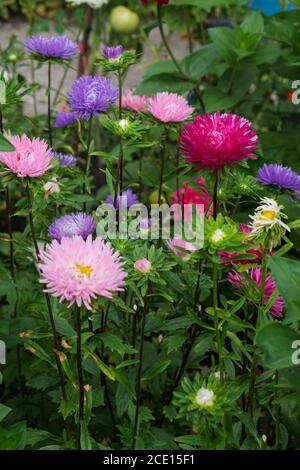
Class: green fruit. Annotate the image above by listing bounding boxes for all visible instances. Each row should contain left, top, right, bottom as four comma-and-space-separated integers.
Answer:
109, 6, 140, 34
149, 190, 166, 204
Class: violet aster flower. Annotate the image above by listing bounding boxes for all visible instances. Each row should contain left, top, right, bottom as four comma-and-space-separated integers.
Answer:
25, 35, 79, 60
257, 163, 300, 199
49, 212, 96, 242
102, 45, 124, 60
52, 152, 77, 168
106, 189, 138, 208
68, 76, 118, 120
55, 111, 79, 128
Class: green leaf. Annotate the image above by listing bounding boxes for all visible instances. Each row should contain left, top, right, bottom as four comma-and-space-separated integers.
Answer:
209, 27, 239, 65
0, 134, 15, 152
143, 360, 171, 380
256, 323, 299, 369
98, 332, 135, 356
87, 350, 116, 381
0, 404, 11, 423
80, 420, 92, 450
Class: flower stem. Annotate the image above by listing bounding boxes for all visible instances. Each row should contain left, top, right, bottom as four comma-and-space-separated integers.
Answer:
47, 61, 53, 148
132, 286, 148, 450
158, 134, 166, 204
83, 116, 93, 211
213, 261, 224, 382
25, 182, 67, 402
213, 171, 219, 220
76, 305, 84, 450
114, 71, 124, 207
78, 5, 93, 76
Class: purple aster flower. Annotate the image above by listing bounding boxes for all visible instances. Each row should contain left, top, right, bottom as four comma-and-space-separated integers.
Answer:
52, 152, 77, 168
68, 76, 118, 120
55, 111, 79, 128
48, 212, 96, 242
257, 163, 300, 199
106, 189, 138, 208
25, 35, 79, 60
102, 45, 124, 60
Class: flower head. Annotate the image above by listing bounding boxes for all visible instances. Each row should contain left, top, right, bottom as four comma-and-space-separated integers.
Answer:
52, 152, 77, 167
172, 177, 212, 221
66, 0, 109, 8
229, 267, 285, 318
48, 212, 96, 242
180, 112, 258, 170
195, 388, 215, 408
54, 111, 78, 128
106, 189, 138, 209
102, 45, 124, 60
148, 92, 194, 123
38, 236, 127, 310
122, 89, 149, 112
134, 258, 152, 273
257, 163, 300, 199
68, 76, 118, 121
0, 134, 52, 177
219, 224, 267, 266
25, 35, 79, 60
249, 197, 290, 236
166, 238, 198, 260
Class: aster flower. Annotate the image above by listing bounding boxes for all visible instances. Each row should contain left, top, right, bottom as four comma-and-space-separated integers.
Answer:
54, 111, 79, 128
228, 267, 285, 318
52, 152, 77, 168
106, 189, 138, 208
68, 75, 118, 121
66, 0, 109, 8
166, 238, 198, 260
122, 89, 149, 112
148, 92, 194, 123
257, 163, 300, 199
38, 236, 127, 310
195, 388, 215, 408
219, 224, 267, 266
172, 177, 212, 221
134, 258, 152, 273
0, 134, 52, 177
25, 35, 79, 61
102, 45, 124, 60
48, 212, 96, 242
249, 197, 290, 235
180, 112, 258, 171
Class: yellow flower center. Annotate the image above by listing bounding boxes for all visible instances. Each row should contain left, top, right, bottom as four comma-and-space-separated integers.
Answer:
75, 264, 93, 278
260, 210, 276, 221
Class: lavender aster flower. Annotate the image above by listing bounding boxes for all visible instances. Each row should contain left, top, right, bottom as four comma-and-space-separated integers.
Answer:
106, 189, 138, 208
52, 152, 77, 168
48, 212, 96, 242
102, 45, 124, 60
257, 163, 300, 199
25, 35, 79, 60
55, 111, 79, 128
68, 76, 118, 120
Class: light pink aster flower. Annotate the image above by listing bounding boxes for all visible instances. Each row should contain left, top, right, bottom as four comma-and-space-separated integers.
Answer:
0, 134, 52, 177
180, 112, 258, 171
228, 267, 284, 318
166, 238, 198, 261
122, 89, 149, 112
148, 92, 194, 123
38, 235, 127, 310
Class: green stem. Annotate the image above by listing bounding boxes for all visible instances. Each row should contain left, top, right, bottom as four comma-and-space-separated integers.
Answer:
114, 71, 124, 206
76, 305, 84, 450
47, 61, 53, 147
158, 136, 166, 205
132, 286, 148, 450
213, 171, 219, 220
213, 262, 224, 382
83, 116, 93, 211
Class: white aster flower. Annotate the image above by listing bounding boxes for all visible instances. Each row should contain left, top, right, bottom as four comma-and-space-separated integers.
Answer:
211, 228, 225, 243
66, 0, 109, 9
44, 179, 60, 194
118, 118, 129, 130
195, 387, 215, 408
249, 197, 290, 234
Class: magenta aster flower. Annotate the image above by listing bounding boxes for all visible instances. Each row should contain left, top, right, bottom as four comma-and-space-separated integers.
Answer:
122, 89, 149, 112
68, 75, 118, 120
38, 236, 127, 309
48, 212, 96, 241
166, 238, 198, 261
52, 152, 77, 167
257, 163, 300, 199
172, 177, 212, 221
148, 92, 194, 123
180, 112, 258, 171
228, 267, 284, 319
102, 45, 124, 60
106, 189, 138, 208
25, 35, 79, 60
0, 134, 52, 177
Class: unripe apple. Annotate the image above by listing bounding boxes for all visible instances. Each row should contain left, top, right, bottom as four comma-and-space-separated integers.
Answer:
110, 6, 140, 34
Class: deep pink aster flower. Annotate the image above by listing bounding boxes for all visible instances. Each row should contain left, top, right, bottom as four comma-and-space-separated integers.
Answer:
122, 89, 149, 112
0, 134, 52, 177
172, 177, 212, 221
148, 92, 194, 123
228, 267, 284, 318
166, 238, 198, 260
38, 236, 127, 310
180, 112, 258, 171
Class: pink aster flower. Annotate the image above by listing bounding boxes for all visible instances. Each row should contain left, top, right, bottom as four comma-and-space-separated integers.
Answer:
166, 238, 198, 261
122, 89, 149, 112
0, 134, 52, 177
219, 224, 267, 266
148, 92, 194, 123
228, 267, 284, 319
180, 112, 258, 171
38, 236, 127, 310
172, 177, 212, 221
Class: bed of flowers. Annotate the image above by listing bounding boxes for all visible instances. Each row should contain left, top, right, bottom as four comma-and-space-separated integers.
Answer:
1, 0, 300, 452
